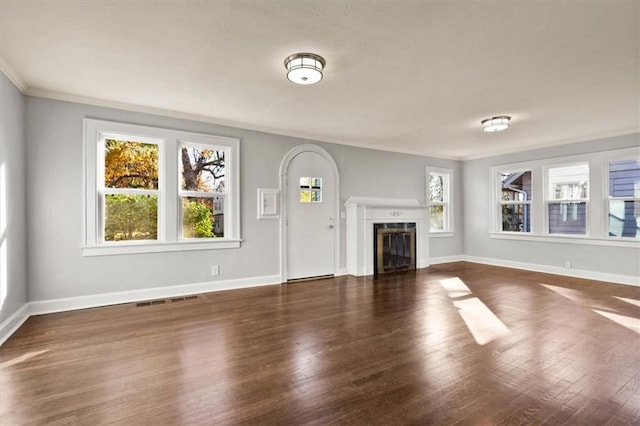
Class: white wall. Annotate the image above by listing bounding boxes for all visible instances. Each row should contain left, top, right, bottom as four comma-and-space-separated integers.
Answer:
0, 73, 28, 325
463, 133, 640, 279
25, 96, 463, 302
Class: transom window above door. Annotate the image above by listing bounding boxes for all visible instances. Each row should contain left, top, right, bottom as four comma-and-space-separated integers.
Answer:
299, 177, 322, 203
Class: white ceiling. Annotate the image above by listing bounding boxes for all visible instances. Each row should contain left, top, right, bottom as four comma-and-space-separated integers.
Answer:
1, 1, 638, 160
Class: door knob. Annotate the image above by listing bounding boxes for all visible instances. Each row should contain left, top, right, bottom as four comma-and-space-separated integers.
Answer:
329, 225, 334, 229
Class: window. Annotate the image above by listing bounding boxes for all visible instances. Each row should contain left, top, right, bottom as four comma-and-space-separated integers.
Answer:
607, 159, 640, 238
84, 119, 240, 255
427, 168, 453, 233
499, 170, 532, 232
101, 136, 161, 242
299, 177, 322, 203
546, 164, 588, 235
180, 144, 227, 238
489, 147, 639, 247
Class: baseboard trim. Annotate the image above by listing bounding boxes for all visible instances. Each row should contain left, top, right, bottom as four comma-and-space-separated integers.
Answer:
429, 255, 464, 265
29, 274, 282, 316
0, 304, 30, 346
335, 268, 349, 277
462, 256, 640, 287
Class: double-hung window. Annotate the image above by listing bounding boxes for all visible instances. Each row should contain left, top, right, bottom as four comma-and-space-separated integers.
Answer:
84, 119, 240, 255
499, 170, 532, 232
606, 159, 640, 239
426, 167, 453, 234
546, 163, 589, 235
490, 147, 638, 246
100, 134, 163, 242
179, 143, 228, 239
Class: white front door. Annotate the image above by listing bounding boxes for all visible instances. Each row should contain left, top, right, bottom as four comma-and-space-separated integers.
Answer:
286, 151, 335, 280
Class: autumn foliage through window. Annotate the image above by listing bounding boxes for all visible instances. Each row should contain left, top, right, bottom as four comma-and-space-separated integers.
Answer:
85, 119, 240, 253
103, 139, 159, 241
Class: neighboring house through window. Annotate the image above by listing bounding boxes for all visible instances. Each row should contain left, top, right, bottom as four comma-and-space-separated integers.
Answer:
546, 163, 589, 235
500, 170, 532, 232
607, 159, 640, 238
489, 147, 638, 246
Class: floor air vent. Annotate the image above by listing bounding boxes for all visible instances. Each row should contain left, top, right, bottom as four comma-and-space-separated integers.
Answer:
135, 299, 166, 307
136, 295, 198, 307
171, 295, 198, 303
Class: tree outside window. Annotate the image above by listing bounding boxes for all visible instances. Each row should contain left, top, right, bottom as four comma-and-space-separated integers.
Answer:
180, 145, 227, 238
85, 118, 241, 255
102, 139, 159, 242
427, 168, 452, 233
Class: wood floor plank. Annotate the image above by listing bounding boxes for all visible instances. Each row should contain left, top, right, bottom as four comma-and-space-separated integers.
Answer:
1, 262, 639, 424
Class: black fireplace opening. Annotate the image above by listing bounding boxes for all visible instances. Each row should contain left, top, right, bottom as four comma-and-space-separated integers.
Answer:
373, 223, 416, 275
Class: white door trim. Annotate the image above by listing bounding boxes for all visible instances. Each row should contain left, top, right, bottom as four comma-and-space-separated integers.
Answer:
279, 144, 340, 282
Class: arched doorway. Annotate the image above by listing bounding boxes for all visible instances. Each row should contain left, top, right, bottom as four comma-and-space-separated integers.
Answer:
279, 145, 340, 281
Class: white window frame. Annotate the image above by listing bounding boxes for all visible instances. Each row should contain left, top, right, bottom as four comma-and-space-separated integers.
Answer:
83, 119, 241, 256
97, 132, 165, 244
544, 162, 590, 237
178, 140, 230, 240
604, 152, 640, 240
495, 168, 533, 234
426, 167, 453, 236
489, 147, 639, 248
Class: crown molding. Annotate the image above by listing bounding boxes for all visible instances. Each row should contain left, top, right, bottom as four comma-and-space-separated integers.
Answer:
25, 87, 463, 161
0, 56, 27, 93
17, 86, 639, 164
461, 128, 640, 161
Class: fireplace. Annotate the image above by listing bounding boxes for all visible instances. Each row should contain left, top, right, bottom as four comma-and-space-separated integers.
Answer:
374, 223, 416, 274
345, 197, 429, 276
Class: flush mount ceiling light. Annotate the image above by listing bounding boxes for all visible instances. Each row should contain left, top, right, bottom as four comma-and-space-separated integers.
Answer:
481, 116, 512, 132
284, 53, 326, 85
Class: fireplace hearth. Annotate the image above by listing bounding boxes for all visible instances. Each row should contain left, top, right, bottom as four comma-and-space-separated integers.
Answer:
373, 223, 416, 274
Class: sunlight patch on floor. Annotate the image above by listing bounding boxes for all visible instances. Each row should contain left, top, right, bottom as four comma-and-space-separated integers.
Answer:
439, 277, 472, 298
440, 277, 510, 345
592, 309, 640, 334
540, 284, 640, 335
0, 349, 50, 369
540, 283, 585, 303
614, 296, 640, 308
453, 297, 511, 345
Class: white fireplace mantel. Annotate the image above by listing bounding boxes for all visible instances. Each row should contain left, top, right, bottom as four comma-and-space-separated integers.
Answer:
345, 197, 429, 276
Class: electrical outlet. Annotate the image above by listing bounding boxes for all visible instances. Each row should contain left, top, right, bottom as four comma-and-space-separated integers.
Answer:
564, 261, 571, 269
211, 265, 219, 276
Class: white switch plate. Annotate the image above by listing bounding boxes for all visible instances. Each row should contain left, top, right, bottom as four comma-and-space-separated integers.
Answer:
211, 265, 219, 276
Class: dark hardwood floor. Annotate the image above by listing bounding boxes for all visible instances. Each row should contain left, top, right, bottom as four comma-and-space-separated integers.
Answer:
1, 262, 639, 425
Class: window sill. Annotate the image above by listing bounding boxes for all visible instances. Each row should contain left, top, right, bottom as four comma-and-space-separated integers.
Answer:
489, 233, 639, 248
82, 239, 242, 257
429, 232, 454, 238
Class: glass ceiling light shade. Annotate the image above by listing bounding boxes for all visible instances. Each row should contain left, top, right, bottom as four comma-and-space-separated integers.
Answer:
284, 53, 326, 85
481, 116, 512, 132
